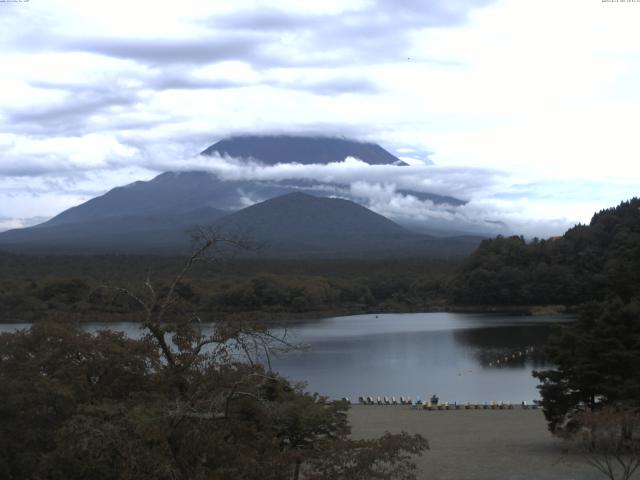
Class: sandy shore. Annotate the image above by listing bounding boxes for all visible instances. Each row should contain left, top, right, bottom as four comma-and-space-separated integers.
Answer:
348, 405, 603, 480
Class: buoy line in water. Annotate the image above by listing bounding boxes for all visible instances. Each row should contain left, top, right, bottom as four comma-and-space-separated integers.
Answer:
485, 346, 537, 368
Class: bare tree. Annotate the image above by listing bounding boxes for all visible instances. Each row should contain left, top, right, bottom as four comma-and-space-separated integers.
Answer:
88, 228, 428, 480
108, 228, 295, 411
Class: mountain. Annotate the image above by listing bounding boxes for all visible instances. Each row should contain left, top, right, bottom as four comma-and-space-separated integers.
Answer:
0, 135, 479, 255
201, 135, 408, 166
40, 172, 228, 228
28, 135, 464, 231
0, 191, 481, 258
40, 170, 451, 229
214, 192, 481, 258
201, 135, 464, 206
216, 192, 407, 256
220, 191, 405, 236
0, 207, 226, 253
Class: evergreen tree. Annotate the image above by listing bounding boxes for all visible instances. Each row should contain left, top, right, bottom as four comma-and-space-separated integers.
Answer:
533, 299, 640, 432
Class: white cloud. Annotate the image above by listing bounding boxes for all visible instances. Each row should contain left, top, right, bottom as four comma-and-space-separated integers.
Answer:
1, 0, 639, 237
0, 133, 139, 175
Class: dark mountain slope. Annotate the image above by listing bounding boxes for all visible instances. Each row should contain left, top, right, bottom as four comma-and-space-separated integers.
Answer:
0, 192, 481, 258
201, 135, 408, 166
218, 192, 406, 240
28, 135, 463, 232
215, 192, 479, 258
41, 172, 228, 227
0, 207, 226, 253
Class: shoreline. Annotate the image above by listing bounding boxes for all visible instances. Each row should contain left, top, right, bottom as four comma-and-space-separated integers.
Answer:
0, 303, 573, 324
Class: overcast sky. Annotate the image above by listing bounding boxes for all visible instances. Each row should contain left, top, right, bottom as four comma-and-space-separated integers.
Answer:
1, 0, 639, 236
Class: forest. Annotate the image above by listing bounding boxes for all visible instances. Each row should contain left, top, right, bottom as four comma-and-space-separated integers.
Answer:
450, 198, 640, 307
2, 199, 640, 323
0, 253, 455, 323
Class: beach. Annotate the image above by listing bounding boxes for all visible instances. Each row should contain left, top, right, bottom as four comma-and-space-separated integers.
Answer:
348, 405, 604, 480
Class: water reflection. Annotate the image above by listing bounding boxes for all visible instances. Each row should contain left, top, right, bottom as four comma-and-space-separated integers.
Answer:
266, 313, 566, 402
0, 313, 569, 403
453, 325, 551, 369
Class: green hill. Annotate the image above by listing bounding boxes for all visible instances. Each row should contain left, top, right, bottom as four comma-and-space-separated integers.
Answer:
450, 198, 640, 306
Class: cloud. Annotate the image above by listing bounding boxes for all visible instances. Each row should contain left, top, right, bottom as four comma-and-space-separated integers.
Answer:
136, 152, 638, 237
205, 1, 497, 67
281, 77, 381, 95
6, 82, 141, 135
148, 70, 380, 95
0, 216, 50, 233
0, 0, 497, 181
0, 133, 139, 176
5, 1, 496, 70
66, 36, 263, 66
130, 152, 576, 235
172, 154, 502, 200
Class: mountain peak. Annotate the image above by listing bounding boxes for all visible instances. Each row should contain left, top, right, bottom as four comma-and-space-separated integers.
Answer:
201, 135, 408, 166
215, 192, 410, 256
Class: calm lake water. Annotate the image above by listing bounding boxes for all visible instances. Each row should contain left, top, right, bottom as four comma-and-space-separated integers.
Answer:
0, 312, 564, 403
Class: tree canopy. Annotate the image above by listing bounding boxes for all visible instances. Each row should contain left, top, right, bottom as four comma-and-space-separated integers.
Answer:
533, 299, 640, 433
0, 234, 427, 480
450, 198, 640, 306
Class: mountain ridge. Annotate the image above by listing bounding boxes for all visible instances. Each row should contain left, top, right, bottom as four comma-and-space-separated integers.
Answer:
0, 191, 481, 258
0, 135, 482, 257
37, 135, 465, 230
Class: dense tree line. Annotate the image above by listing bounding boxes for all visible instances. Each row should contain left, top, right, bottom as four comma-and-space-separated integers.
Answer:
0, 256, 454, 322
450, 198, 640, 306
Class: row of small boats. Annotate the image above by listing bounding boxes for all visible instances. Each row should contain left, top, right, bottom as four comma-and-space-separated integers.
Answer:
350, 396, 541, 409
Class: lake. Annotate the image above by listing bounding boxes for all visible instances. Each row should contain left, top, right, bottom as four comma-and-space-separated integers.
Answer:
0, 312, 564, 403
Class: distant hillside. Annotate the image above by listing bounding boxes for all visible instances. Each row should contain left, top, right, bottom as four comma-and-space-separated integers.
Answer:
216, 192, 408, 256
219, 193, 480, 258
201, 135, 408, 166
0, 192, 481, 258
0, 207, 226, 253
0, 134, 477, 252
450, 198, 640, 306
40, 172, 229, 227
32, 134, 462, 231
